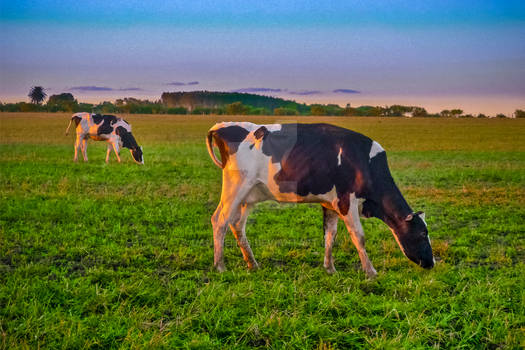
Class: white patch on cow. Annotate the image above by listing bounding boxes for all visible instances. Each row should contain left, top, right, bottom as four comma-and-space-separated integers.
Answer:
337, 147, 342, 166
264, 124, 282, 132
211, 122, 282, 134
356, 197, 366, 217
390, 228, 408, 258
417, 211, 427, 226
369, 141, 384, 160
113, 118, 131, 132
211, 121, 258, 133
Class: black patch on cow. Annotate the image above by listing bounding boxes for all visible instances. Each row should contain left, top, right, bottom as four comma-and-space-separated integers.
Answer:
210, 126, 249, 167
254, 126, 269, 140
215, 126, 249, 154
116, 126, 138, 149
91, 114, 118, 135
249, 126, 270, 150
71, 116, 82, 126
91, 114, 103, 124
368, 151, 412, 222
259, 124, 376, 214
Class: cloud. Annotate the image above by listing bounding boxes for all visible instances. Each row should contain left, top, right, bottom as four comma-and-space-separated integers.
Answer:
289, 90, 321, 95
166, 81, 200, 86
70, 86, 113, 92
69, 86, 142, 92
118, 87, 142, 91
333, 89, 361, 94
231, 87, 282, 93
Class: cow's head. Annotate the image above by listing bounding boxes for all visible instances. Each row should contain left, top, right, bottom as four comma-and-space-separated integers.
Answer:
130, 146, 144, 165
393, 211, 434, 269
116, 126, 144, 164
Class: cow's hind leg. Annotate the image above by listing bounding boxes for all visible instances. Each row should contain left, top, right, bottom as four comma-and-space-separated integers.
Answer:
211, 202, 228, 272
211, 177, 253, 272
73, 136, 81, 162
323, 206, 339, 274
340, 195, 377, 278
81, 138, 88, 162
230, 203, 258, 270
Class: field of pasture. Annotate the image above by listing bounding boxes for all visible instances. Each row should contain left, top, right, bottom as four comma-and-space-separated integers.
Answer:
1, 112, 524, 348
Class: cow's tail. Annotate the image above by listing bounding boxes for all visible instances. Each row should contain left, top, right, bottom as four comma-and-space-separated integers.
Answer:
65, 115, 81, 136
65, 119, 73, 136
206, 129, 224, 168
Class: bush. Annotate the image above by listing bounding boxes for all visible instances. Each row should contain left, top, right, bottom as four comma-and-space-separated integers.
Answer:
226, 102, 249, 115
192, 107, 212, 115
167, 107, 188, 115
310, 105, 327, 116
274, 107, 298, 116
412, 107, 428, 118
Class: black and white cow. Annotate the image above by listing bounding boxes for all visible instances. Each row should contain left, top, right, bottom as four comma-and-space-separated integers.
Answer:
206, 122, 434, 277
65, 112, 144, 164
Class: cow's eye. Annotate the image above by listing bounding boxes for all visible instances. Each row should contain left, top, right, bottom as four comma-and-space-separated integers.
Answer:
421, 231, 428, 237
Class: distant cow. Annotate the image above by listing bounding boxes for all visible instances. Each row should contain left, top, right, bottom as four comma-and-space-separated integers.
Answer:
206, 122, 434, 277
65, 112, 143, 164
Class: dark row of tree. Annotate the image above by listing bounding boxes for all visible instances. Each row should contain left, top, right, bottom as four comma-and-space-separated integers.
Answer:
1, 86, 523, 118
161, 91, 311, 114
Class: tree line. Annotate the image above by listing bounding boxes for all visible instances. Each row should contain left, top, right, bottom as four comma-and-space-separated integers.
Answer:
1, 86, 523, 118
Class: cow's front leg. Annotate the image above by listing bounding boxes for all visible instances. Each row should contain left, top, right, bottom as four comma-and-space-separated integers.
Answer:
81, 139, 88, 162
230, 203, 258, 270
111, 142, 121, 163
322, 206, 339, 274
340, 196, 377, 278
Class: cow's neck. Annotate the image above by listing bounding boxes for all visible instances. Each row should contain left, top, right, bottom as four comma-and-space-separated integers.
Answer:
374, 182, 412, 231
365, 151, 412, 232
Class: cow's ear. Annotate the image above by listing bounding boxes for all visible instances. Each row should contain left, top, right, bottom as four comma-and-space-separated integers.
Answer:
416, 211, 425, 220
405, 213, 414, 221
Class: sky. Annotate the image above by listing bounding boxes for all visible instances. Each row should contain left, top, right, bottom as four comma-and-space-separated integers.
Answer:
1, 0, 524, 114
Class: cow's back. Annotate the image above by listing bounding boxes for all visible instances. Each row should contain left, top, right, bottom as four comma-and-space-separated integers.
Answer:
210, 122, 382, 208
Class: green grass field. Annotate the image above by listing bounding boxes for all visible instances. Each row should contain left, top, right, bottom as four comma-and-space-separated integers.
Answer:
1, 113, 524, 349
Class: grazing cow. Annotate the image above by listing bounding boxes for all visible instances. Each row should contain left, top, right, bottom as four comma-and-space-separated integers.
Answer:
206, 122, 434, 277
65, 112, 144, 164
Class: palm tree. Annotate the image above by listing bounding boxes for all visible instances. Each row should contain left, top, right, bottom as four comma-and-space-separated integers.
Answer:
28, 86, 47, 105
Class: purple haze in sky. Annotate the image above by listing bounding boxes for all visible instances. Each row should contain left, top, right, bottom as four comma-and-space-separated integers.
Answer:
1, 1, 524, 113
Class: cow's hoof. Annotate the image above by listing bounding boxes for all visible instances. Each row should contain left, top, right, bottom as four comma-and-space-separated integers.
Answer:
365, 268, 378, 279
324, 266, 336, 275
248, 261, 259, 271
214, 264, 226, 273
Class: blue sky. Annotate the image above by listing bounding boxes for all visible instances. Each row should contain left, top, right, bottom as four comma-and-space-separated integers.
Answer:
1, 1, 524, 113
